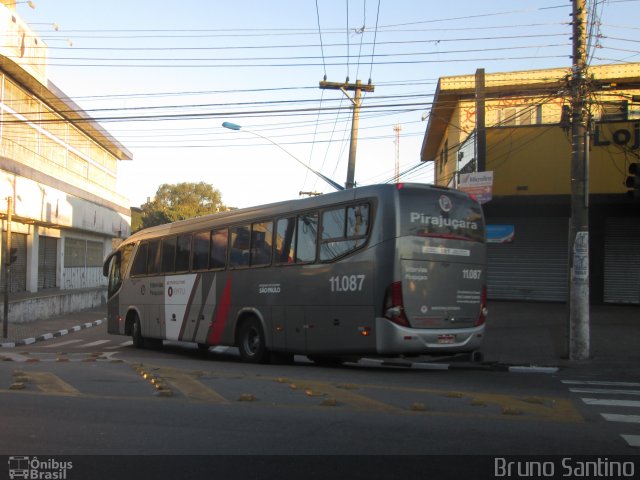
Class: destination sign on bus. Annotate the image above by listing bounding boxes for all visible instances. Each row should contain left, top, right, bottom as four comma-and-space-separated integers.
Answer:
410, 212, 479, 231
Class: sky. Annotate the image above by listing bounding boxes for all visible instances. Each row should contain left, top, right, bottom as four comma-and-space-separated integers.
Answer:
16, 0, 640, 209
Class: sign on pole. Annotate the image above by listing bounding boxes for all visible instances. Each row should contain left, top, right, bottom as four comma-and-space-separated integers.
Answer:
458, 171, 494, 204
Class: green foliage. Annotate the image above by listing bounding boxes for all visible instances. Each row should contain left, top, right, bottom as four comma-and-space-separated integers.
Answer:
139, 182, 227, 229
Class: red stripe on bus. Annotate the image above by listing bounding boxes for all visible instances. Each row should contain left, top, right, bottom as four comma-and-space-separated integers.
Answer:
208, 277, 232, 344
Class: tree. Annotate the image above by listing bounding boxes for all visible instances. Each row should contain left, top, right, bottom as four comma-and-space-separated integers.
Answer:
138, 182, 227, 230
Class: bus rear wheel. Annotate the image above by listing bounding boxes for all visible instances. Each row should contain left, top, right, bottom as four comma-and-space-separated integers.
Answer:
237, 317, 269, 364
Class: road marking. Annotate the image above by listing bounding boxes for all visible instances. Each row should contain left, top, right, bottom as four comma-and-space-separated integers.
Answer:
105, 340, 133, 349
563, 380, 640, 387
0, 352, 30, 362
43, 339, 83, 348
293, 379, 403, 413
582, 398, 640, 408
78, 340, 111, 348
601, 413, 640, 424
25, 371, 80, 396
621, 435, 640, 447
569, 388, 640, 396
157, 367, 231, 404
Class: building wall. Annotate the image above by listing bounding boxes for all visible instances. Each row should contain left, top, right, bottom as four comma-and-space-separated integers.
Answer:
432, 79, 640, 193
0, 5, 131, 309
423, 63, 640, 304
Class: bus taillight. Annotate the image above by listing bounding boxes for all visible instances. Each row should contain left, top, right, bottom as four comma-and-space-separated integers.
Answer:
475, 286, 488, 326
384, 281, 410, 327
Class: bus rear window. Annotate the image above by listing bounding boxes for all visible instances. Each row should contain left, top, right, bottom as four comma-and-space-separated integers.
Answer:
400, 190, 484, 243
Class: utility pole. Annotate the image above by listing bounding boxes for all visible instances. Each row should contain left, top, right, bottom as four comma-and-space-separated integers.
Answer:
393, 123, 402, 183
475, 68, 487, 173
319, 79, 375, 189
568, 0, 590, 361
3, 196, 12, 339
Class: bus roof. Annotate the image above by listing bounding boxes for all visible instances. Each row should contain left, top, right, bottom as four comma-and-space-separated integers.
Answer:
122, 183, 471, 246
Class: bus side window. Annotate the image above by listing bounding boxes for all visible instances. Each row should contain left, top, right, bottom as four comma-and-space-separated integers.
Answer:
161, 236, 177, 273
347, 204, 369, 237
275, 217, 295, 264
296, 212, 318, 263
251, 221, 273, 266
210, 228, 228, 269
192, 231, 210, 271
147, 240, 161, 275
176, 234, 191, 272
230, 225, 250, 267
130, 242, 149, 276
320, 203, 370, 261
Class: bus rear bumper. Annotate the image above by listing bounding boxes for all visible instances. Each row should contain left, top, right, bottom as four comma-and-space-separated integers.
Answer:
375, 317, 485, 355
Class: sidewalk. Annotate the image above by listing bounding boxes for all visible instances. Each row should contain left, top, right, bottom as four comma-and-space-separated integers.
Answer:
1, 301, 638, 372
482, 301, 640, 372
0, 307, 106, 347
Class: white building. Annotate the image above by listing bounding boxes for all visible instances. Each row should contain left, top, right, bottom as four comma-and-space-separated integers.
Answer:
0, 1, 131, 321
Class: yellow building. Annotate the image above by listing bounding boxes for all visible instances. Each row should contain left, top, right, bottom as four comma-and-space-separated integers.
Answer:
421, 63, 640, 304
0, 1, 132, 320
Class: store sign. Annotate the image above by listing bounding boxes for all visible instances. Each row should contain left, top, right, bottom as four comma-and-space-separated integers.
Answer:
593, 122, 639, 150
486, 224, 515, 244
459, 171, 494, 204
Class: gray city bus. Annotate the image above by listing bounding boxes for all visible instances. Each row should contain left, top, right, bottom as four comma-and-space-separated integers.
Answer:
103, 183, 488, 365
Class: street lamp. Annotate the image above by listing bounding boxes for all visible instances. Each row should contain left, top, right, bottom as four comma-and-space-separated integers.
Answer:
222, 122, 343, 192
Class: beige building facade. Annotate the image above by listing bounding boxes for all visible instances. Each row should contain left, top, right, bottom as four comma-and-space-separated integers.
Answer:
0, 1, 132, 321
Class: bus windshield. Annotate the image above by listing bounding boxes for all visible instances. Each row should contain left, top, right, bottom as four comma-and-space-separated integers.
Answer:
400, 188, 485, 243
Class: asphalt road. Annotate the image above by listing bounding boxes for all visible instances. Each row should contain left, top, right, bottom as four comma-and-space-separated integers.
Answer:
1, 324, 638, 479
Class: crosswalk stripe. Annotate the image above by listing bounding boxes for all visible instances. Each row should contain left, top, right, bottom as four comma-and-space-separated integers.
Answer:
43, 339, 83, 348
78, 340, 111, 348
582, 398, 640, 408
570, 388, 640, 396
601, 413, 640, 424
621, 435, 640, 447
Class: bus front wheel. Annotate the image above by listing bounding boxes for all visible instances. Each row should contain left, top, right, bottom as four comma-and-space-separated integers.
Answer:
131, 316, 144, 349
237, 317, 269, 364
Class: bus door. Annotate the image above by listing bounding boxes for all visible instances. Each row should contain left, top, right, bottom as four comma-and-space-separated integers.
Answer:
164, 274, 198, 341
103, 250, 122, 334
144, 282, 164, 339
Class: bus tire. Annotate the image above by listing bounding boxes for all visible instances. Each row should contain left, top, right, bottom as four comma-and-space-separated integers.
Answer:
237, 317, 269, 364
131, 316, 145, 349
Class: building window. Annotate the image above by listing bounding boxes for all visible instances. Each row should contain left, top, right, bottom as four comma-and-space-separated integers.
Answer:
600, 101, 628, 122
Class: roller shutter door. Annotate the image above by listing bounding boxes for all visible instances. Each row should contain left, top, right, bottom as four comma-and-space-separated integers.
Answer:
38, 236, 58, 290
604, 218, 640, 304
1, 232, 27, 293
487, 218, 568, 302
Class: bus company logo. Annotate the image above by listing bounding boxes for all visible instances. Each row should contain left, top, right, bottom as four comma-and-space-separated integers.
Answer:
438, 195, 452, 213
8, 456, 73, 479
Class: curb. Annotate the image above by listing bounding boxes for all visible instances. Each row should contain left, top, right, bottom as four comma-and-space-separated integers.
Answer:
359, 358, 561, 373
0, 319, 104, 348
